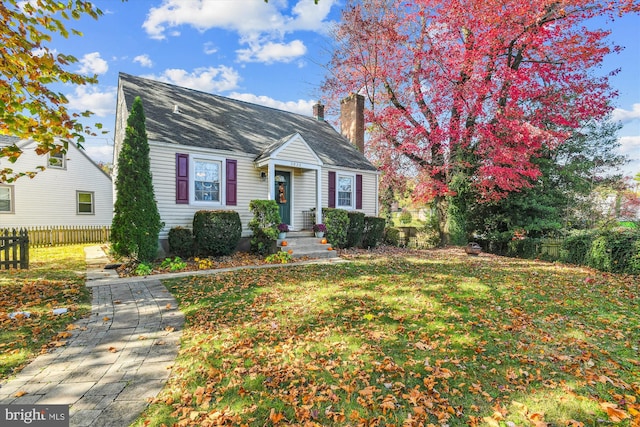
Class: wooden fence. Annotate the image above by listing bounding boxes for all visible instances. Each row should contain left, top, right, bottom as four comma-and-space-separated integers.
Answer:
0, 226, 111, 249
0, 228, 29, 270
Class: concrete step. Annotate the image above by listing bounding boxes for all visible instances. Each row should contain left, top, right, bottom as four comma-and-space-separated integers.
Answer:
277, 232, 337, 259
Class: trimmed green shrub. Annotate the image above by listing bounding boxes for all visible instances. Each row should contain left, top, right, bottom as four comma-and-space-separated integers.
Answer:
362, 217, 386, 248
560, 230, 598, 266
168, 226, 193, 258
346, 211, 366, 248
192, 210, 242, 256
384, 227, 401, 246
323, 208, 349, 248
248, 200, 280, 255
585, 228, 640, 274
507, 238, 541, 259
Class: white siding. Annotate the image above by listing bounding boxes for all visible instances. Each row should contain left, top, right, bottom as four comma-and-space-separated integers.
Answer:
322, 168, 378, 217
150, 143, 267, 239
276, 137, 318, 164
0, 141, 113, 228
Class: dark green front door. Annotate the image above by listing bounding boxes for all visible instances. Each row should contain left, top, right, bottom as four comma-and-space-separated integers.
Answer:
275, 171, 291, 225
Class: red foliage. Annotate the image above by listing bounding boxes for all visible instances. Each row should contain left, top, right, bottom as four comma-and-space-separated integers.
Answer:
323, 0, 635, 203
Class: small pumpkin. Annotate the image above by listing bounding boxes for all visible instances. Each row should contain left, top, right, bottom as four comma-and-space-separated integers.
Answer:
281, 240, 288, 247
327, 247, 333, 251
288, 249, 293, 254
321, 238, 327, 244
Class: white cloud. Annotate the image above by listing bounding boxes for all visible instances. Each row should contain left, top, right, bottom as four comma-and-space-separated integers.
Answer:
612, 104, 640, 124
133, 54, 153, 68
84, 144, 114, 164
619, 135, 640, 158
141, 0, 336, 63
146, 66, 241, 93
77, 52, 108, 75
236, 38, 306, 64
66, 86, 116, 117
203, 42, 218, 55
228, 92, 315, 116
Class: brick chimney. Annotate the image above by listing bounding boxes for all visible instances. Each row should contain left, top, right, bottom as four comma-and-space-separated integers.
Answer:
340, 93, 365, 153
313, 101, 324, 121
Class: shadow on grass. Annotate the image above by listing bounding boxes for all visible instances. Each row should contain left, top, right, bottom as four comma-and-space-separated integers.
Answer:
140, 250, 639, 426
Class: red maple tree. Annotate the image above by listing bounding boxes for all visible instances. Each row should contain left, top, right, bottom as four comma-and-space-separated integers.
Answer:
323, 0, 639, 244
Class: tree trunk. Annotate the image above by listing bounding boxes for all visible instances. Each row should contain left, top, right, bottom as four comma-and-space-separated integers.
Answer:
434, 195, 450, 247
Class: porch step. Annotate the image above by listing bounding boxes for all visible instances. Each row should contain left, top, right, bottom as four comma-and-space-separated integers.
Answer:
277, 231, 337, 259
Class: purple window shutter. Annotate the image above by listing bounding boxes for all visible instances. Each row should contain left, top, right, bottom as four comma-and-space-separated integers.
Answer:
176, 153, 189, 204
328, 171, 336, 208
226, 159, 237, 206
356, 174, 363, 210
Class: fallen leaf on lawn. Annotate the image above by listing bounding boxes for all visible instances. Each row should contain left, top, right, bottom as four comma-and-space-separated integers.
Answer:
108, 346, 117, 353
165, 326, 175, 332
166, 303, 172, 309
600, 402, 630, 422
269, 408, 285, 424
14, 390, 27, 397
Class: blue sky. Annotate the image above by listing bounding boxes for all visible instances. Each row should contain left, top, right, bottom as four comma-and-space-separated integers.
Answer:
51, 0, 640, 177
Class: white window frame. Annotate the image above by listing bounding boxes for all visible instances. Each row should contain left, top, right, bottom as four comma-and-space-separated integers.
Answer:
190, 155, 225, 205
48, 151, 66, 169
77, 191, 95, 215
0, 185, 14, 213
336, 172, 355, 210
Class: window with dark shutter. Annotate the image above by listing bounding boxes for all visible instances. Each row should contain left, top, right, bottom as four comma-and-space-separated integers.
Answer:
328, 171, 336, 208
176, 153, 189, 204
226, 159, 237, 206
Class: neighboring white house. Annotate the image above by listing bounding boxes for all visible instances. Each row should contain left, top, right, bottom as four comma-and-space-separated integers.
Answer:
0, 136, 113, 228
114, 73, 379, 250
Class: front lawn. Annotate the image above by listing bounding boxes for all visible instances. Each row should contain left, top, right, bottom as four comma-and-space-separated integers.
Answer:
136, 248, 639, 426
0, 245, 92, 379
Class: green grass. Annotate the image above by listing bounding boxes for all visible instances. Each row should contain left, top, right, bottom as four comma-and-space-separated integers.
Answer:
134, 248, 639, 426
0, 245, 92, 379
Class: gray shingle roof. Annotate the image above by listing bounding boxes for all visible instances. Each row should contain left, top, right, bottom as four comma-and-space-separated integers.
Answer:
118, 73, 377, 171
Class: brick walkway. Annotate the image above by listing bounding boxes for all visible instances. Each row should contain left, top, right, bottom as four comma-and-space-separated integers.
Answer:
0, 248, 184, 427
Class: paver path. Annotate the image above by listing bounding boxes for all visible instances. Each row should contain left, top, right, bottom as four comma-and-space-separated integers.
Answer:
0, 278, 183, 427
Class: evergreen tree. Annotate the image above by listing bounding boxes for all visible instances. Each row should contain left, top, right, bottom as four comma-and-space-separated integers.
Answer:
111, 97, 163, 262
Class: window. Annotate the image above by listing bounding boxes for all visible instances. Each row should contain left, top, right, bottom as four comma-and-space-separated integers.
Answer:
77, 191, 94, 214
48, 152, 66, 169
0, 186, 13, 213
337, 174, 354, 208
193, 159, 221, 202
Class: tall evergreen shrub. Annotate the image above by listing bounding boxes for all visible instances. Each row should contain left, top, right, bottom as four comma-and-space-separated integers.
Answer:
111, 96, 163, 262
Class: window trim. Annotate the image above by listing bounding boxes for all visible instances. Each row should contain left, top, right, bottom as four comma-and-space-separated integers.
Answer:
336, 172, 356, 210
190, 155, 225, 205
48, 152, 66, 169
0, 185, 14, 214
76, 191, 95, 215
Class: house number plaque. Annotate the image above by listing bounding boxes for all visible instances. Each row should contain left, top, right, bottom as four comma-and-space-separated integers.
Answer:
290, 161, 302, 167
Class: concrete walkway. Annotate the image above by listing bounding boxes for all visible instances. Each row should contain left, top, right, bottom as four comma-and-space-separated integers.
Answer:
0, 247, 184, 427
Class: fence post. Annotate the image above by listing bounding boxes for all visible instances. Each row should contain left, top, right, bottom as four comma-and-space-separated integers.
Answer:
20, 228, 29, 269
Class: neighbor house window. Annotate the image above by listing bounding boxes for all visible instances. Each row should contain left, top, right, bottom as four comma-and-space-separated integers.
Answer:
48, 151, 66, 169
193, 158, 221, 202
77, 191, 94, 214
0, 185, 13, 213
337, 174, 354, 209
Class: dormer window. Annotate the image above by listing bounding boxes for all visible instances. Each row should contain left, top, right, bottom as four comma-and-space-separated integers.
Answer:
48, 151, 66, 169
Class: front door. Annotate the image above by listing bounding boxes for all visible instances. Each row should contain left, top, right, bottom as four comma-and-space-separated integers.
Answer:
275, 170, 291, 225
